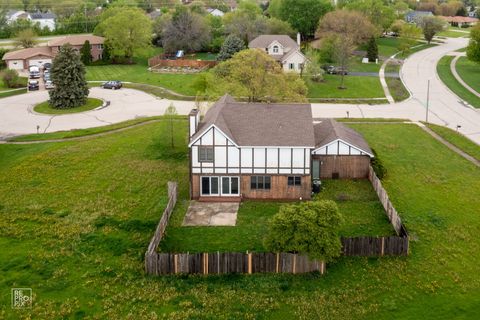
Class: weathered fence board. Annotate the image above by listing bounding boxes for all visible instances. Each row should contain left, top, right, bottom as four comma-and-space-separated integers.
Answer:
145, 252, 326, 275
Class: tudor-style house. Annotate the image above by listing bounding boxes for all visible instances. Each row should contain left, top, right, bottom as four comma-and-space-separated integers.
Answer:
248, 34, 307, 73
188, 95, 374, 201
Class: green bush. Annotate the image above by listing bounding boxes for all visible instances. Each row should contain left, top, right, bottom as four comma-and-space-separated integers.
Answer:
2, 69, 23, 88
264, 200, 343, 262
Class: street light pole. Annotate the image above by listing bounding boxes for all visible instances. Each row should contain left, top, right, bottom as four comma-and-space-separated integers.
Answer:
426, 79, 430, 124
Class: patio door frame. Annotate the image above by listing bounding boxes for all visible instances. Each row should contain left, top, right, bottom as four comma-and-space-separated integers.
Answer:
200, 176, 240, 197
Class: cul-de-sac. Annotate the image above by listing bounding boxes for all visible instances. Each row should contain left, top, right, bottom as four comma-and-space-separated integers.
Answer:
0, 0, 479, 318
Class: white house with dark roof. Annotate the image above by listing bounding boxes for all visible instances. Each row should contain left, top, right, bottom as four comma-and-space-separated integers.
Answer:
248, 34, 307, 73
188, 95, 374, 201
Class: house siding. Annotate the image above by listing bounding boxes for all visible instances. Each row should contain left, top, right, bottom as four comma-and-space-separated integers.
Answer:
313, 155, 370, 179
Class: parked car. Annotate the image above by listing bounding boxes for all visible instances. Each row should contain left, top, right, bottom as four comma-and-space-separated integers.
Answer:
324, 65, 348, 75
29, 66, 40, 79
45, 81, 54, 90
43, 72, 51, 81
101, 81, 122, 90
28, 80, 39, 91
43, 63, 52, 71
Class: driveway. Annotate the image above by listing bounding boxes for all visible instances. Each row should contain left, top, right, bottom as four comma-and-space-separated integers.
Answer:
0, 88, 195, 138
1, 37, 479, 145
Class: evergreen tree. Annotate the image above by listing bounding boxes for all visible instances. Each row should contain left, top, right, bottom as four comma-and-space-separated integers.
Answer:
80, 40, 92, 65
49, 44, 89, 109
216, 35, 245, 61
366, 36, 378, 62
102, 42, 111, 63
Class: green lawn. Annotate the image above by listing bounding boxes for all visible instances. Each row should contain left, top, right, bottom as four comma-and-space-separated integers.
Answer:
385, 63, 410, 102
0, 88, 27, 98
455, 57, 480, 94
306, 75, 385, 99
437, 26, 470, 38
425, 123, 480, 161
160, 180, 394, 253
1, 121, 480, 318
34, 98, 103, 114
437, 56, 480, 108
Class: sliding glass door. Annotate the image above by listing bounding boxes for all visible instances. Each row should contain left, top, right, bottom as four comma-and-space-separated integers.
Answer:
201, 176, 239, 196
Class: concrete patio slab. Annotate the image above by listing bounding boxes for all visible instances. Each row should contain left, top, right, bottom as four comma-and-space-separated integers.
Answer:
182, 201, 239, 226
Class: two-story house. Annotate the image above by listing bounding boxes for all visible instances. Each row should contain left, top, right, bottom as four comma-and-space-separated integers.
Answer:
248, 34, 307, 73
188, 95, 374, 201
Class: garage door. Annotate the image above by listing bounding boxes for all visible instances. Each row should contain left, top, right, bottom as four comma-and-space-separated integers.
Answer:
28, 58, 52, 68
8, 60, 24, 70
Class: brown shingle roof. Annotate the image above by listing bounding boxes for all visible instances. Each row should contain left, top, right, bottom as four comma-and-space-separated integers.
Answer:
191, 95, 315, 147
48, 35, 104, 46
2, 46, 54, 60
313, 119, 373, 156
248, 35, 299, 51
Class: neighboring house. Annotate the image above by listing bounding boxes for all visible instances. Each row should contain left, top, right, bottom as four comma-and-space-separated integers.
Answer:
2, 47, 54, 70
2, 35, 104, 70
5, 10, 56, 30
248, 34, 307, 73
188, 95, 374, 201
207, 8, 225, 17
441, 16, 478, 27
5, 10, 30, 23
405, 11, 433, 24
30, 11, 56, 31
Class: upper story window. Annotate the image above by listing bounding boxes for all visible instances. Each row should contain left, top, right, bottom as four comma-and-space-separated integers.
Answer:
287, 176, 301, 186
198, 146, 214, 162
273, 45, 279, 53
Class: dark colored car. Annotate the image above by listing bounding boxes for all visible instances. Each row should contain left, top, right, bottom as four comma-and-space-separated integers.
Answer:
324, 65, 348, 75
43, 63, 52, 71
101, 81, 122, 90
28, 80, 39, 91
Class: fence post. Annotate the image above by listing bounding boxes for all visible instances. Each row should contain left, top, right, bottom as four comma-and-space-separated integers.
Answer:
381, 237, 385, 256
247, 251, 252, 274
293, 254, 296, 274
275, 253, 279, 273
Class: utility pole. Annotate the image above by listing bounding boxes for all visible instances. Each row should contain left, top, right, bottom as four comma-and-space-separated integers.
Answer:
84, 3, 88, 33
426, 79, 430, 124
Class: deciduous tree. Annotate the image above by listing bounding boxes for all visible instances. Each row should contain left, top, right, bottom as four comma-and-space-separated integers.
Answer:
95, 8, 152, 63
15, 28, 37, 48
208, 49, 307, 102
162, 7, 211, 53
264, 200, 344, 262
278, 0, 333, 38
467, 24, 480, 64
49, 44, 89, 109
418, 16, 446, 44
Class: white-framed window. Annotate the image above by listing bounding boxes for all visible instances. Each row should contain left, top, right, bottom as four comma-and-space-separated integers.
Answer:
198, 146, 214, 162
289, 63, 294, 70
201, 176, 240, 196
273, 45, 279, 53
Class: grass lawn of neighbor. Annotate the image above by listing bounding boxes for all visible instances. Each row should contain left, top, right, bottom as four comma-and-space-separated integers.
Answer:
160, 179, 394, 253
306, 74, 385, 99
1, 119, 480, 318
455, 57, 480, 94
437, 56, 480, 108
437, 26, 470, 38
385, 63, 409, 102
33, 98, 103, 114
425, 123, 480, 161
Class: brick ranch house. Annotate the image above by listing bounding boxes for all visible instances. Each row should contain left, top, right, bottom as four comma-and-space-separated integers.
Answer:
188, 95, 374, 201
2, 35, 104, 70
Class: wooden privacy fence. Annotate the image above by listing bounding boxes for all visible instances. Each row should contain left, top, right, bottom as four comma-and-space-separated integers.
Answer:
145, 252, 325, 275
148, 56, 217, 69
368, 165, 409, 238
145, 182, 177, 256
341, 236, 409, 256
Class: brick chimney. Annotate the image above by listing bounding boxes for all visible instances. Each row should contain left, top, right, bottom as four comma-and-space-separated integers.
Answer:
297, 32, 301, 46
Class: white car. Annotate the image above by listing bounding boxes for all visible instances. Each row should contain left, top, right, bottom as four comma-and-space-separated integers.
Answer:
45, 81, 54, 90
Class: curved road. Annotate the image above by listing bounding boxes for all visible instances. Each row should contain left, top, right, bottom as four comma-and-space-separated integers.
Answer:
0, 37, 478, 144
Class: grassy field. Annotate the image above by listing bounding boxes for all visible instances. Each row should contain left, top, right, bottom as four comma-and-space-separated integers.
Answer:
437, 56, 480, 108
33, 98, 103, 114
437, 26, 470, 38
0, 88, 27, 98
455, 57, 480, 94
425, 123, 480, 161
160, 179, 394, 253
1, 121, 480, 318
86, 48, 203, 96
385, 63, 410, 102
306, 75, 385, 99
